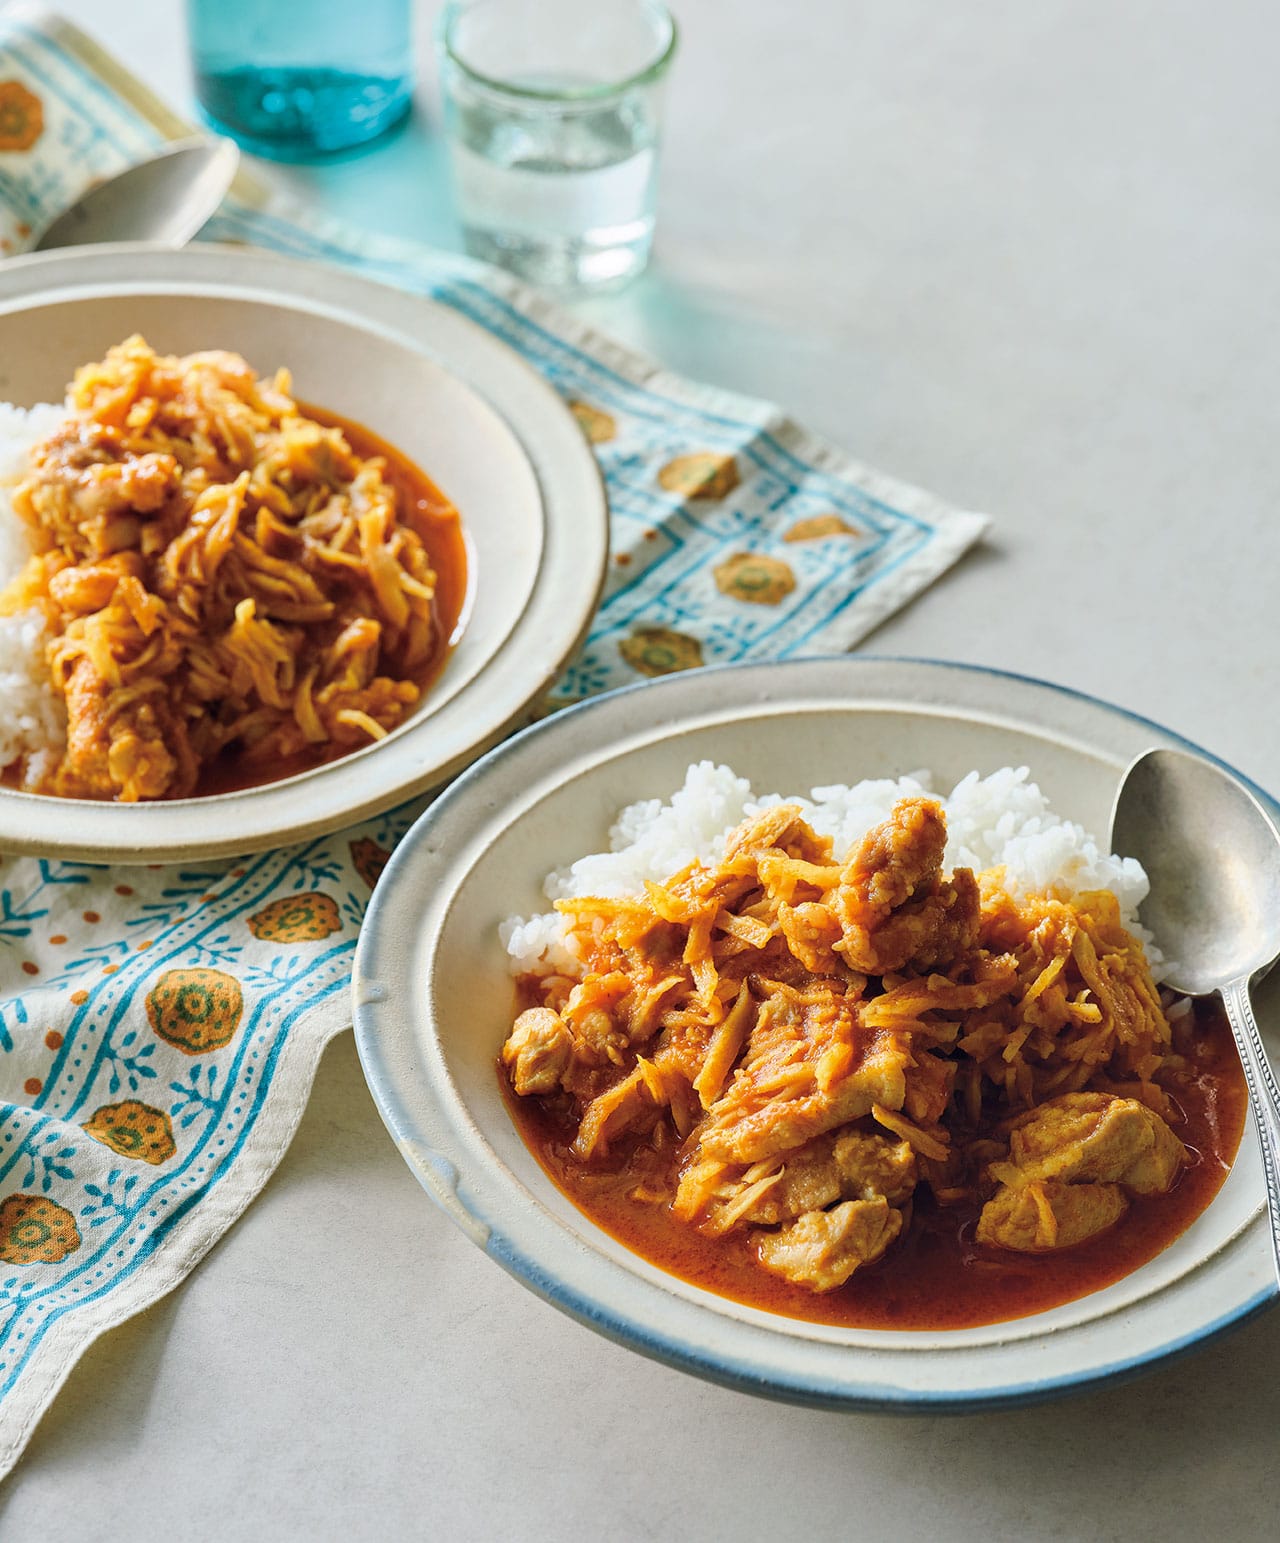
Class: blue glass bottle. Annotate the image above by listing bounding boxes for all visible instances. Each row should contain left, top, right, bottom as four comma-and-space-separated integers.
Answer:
187, 0, 414, 161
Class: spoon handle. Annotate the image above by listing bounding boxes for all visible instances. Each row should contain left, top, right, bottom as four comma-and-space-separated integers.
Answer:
1222, 975, 1280, 1287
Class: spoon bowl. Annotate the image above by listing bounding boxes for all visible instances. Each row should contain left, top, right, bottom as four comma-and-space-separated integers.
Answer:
31, 136, 239, 252
1112, 747, 1280, 996
1112, 745, 1280, 1290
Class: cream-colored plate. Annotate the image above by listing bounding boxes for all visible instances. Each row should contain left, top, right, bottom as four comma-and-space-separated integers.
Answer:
354, 657, 1277, 1410
0, 244, 607, 862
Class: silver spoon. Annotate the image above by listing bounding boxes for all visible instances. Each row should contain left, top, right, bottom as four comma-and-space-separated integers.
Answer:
31, 136, 239, 252
1111, 746, 1280, 1287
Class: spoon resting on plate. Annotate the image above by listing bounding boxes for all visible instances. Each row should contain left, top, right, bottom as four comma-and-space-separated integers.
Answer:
31, 136, 239, 251
1111, 746, 1280, 1289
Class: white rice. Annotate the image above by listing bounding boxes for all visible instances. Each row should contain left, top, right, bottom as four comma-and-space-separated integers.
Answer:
0, 402, 72, 778
500, 761, 1157, 978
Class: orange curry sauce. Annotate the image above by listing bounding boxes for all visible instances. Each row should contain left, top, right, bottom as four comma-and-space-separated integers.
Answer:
193, 406, 469, 796
502, 999, 1246, 1330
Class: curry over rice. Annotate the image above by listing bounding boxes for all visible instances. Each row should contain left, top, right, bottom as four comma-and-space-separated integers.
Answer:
0, 336, 465, 801
501, 794, 1246, 1326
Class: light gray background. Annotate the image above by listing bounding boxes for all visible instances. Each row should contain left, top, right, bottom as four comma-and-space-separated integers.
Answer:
3, 1, 1277, 1537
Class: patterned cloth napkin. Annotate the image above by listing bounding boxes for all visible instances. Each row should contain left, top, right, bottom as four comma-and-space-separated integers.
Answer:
0, 4, 988, 1476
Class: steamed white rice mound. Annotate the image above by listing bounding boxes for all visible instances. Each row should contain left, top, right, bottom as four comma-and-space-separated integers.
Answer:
0, 401, 72, 780
500, 761, 1157, 979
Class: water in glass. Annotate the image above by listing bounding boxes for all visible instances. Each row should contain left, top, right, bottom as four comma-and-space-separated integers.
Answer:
449, 82, 658, 288
440, 1, 675, 291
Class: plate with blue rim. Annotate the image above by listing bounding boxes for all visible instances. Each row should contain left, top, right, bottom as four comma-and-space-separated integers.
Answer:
352, 655, 1276, 1410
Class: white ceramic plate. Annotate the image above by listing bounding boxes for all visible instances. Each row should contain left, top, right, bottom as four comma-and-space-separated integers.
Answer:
0, 244, 607, 862
353, 656, 1278, 1410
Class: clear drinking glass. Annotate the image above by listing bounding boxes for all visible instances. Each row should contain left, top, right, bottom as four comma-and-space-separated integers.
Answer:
187, 0, 415, 161
439, 0, 678, 290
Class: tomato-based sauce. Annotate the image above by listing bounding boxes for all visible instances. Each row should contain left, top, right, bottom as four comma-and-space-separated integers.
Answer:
192, 406, 468, 797
503, 999, 1247, 1330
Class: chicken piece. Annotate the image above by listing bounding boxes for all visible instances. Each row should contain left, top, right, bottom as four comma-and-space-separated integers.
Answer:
1005, 1092, 1185, 1196
263, 418, 358, 488
47, 553, 146, 615
976, 1178, 1128, 1252
832, 799, 980, 973
698, 1024, 911, 1164
106, 702, 192, 800
849, 797, 949, 913
504, 978, 634, 1095
776, 901, 843, 974
831, 1129, 918, 1203
756, 1196, 902, 1290
54, 656, 116, 797
976, 1092, 1185, 1254
502, 1007, 573, 1096
858, 865, 978, 974
563, 1002, 629, 1068
52, 655, 193, 801
15, 425, 181, 559
739, 1130, 917, 1225
698, 1065, 890, 1164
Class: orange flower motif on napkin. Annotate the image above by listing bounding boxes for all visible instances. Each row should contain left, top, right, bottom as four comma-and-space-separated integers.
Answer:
349, 838, 391, 891
658, 452, 739, 501
784, 513, 861, 542
0, 81, 43, 151
713, 552, 797, 605
0, 1195, 80, 1265
618, 626, 705, 677
83, 1101, 176, 1165
569, 401, 616, 445
247, 892, 342, 943
147, 967, 244, 1054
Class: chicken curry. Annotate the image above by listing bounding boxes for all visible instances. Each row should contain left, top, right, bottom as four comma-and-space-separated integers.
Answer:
501, 797, 1246, 1328
0, 336, 466, 800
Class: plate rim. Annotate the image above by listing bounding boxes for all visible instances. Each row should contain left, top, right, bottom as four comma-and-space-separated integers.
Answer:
352, 654, 1280, 1409
0, 241, 608, 861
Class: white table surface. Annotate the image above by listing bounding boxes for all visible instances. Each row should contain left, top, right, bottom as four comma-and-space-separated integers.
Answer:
4, 0, 1278, 1535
